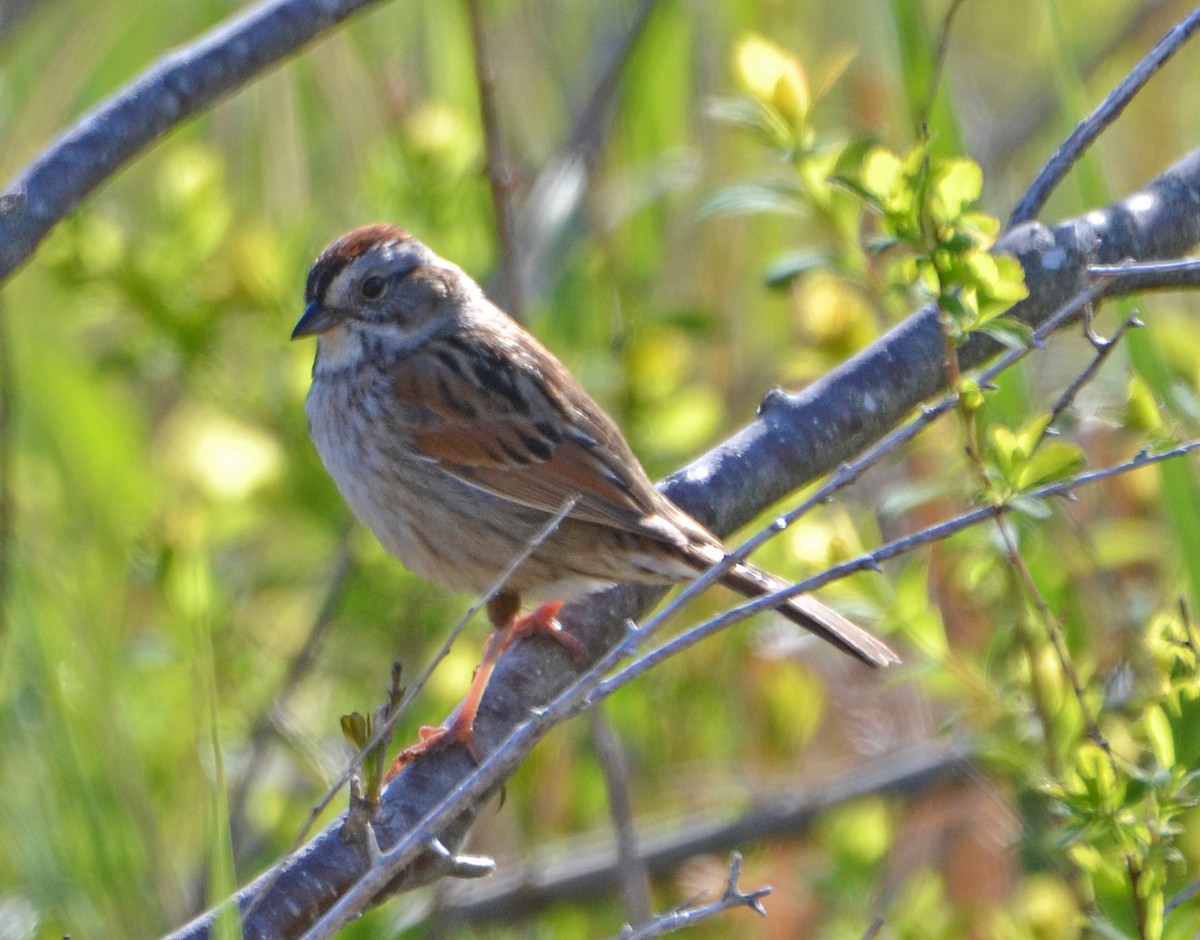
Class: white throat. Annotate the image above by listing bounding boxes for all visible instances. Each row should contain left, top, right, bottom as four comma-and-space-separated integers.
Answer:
313, 327, 364, 374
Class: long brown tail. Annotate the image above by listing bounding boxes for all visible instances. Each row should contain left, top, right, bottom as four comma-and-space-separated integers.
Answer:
720, 562, 900, 667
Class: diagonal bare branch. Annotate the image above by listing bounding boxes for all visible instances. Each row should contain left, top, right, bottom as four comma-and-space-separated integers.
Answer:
1007, 6, 1200, 226
0, 0, 390, 285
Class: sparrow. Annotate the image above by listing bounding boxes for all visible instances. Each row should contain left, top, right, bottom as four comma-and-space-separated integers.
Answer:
293, 224, 898, 760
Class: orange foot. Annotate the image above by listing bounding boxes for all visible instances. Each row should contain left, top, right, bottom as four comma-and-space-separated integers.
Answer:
502, 600, 587, 661
385, 713, 481, 781
383, 599, 586, 782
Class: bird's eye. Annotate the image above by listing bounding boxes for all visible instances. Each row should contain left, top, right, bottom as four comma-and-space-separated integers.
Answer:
360, 275, 387, 300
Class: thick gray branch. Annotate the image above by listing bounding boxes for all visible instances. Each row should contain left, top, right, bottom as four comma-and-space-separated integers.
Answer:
167, 149, 1200, 939
0, 0, 389, 284
673, 147, 1200, 536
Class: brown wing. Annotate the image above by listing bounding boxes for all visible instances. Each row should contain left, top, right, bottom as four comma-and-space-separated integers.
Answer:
392, 329, 669, 535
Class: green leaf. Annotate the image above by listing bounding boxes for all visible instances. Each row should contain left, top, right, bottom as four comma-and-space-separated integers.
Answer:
734, 34, 809, 119
989, 424, 1021, 470
831, 134, 881, 178
1014, 415, 1053, 453
861, 147, 913, 216
1015, 440, 1086, 489
340, 712, 369, 750
829, 172, 885, 210
1144, 704, 1176, 769
707, 96, 792, 147
981, 318, 1034, 351
699, 182, 808, 219
1071, 742, 1120, 809
932, 158, 982, 220
1125, 375, 1163, 431
762, 248, 837, 288
977, 253, 1030, 317
1010, 494, 1053, 520
958, 376, 985, 411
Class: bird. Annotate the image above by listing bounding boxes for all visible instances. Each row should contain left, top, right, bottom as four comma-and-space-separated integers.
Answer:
292, 223, 899, 762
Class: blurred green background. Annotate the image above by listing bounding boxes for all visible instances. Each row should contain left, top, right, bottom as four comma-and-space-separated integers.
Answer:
4, 0, 1200, 937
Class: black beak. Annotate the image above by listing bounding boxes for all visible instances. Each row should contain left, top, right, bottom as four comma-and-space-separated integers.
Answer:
291, 301, 344, 340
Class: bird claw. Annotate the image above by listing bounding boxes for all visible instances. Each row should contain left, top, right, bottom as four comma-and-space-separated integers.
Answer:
385, 715, 484, 780
384, 599, 585, 782
507, 600, 586, 662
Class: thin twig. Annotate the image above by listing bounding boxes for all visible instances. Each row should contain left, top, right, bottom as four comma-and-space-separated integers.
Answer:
607, 853, 769, 940
365, 494, 580, 763
1091, 258, 1200, 275
589, 706, 654, 928
624, 274, 1115, 652
916, 0, 968, 135
228, 534, 354, 860
860, 918, 886, 940
1166, 875, 1200, 914
299, 624, 637, 938
241, 496, 578, 927
975, 307, 1151, 937
466, 0, 525, 320
1040, 313, 1141, 442
1009, 6, 1200, 227
0, 298, 12, 641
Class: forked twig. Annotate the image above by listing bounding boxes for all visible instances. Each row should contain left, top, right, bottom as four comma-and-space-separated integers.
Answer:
608, 853, 769, 940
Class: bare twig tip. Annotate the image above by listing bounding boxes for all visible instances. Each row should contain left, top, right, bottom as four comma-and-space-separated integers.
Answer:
447, 853, 497, 880
722, 853, 771, 918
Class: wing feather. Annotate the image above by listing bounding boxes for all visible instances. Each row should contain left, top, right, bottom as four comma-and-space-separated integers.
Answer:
392, 332, 664, 534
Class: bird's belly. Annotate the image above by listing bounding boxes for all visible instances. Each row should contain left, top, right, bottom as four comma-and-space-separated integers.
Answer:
306, 378, 603, 597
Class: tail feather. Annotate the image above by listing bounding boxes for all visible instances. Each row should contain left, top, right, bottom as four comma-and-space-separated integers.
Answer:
720, 562, 900, 668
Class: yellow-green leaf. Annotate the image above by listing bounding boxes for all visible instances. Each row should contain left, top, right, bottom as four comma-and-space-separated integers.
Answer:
933, 158, 982, 219
734, 35, 809, 127
958, 376, 985, 411
1144, 703, 1176, 768
1125, 375, 1163, 431
340, 712, 369, 750
862, 148, 904, 207
1015, 440, 1086, 489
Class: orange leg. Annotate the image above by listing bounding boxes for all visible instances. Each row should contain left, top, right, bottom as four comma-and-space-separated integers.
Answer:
386, 595, 585, 779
